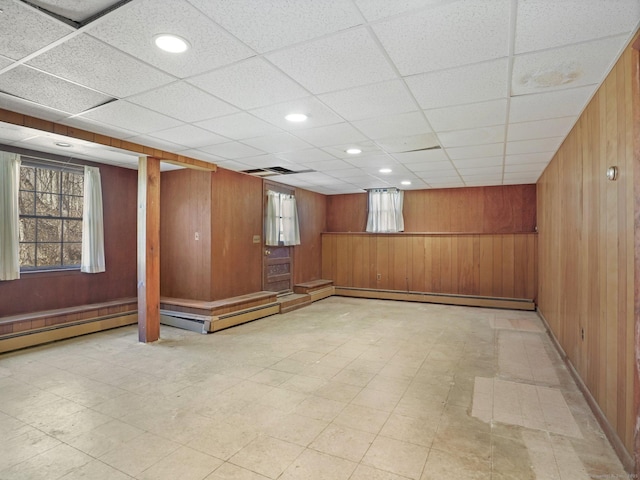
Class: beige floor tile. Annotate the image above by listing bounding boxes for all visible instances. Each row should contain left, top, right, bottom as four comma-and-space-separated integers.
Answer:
421, 448, 491, 480
309, 424, 375, 462
58, 459, 134, 479
380, 413, 438, 447
279, 449, 356, 480
228, 435, 304, 479
280, 374, 326, 393
206, 462, 270, 479
294, 395, 346, 421
313, 380, 362, 403
98, 432, 181, 477
187, 422, 259, 461
362, 435, 429, 480
332, 368, 375, 387
0, 443, 91, 480
350, 464, 412, 480
249, 368, 293, 386
332, 404, 390, 434
263, 412, 328, 446
64, 419, 144, 458
137, 446, 223, 480
351, 386, 403, 412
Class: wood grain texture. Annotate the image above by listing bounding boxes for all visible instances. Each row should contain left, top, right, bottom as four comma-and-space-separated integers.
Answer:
326, 185, 536, 233
160, 169, 212, 300
321, 233, 536, 300
0, 162, 137, 317
137, 157, 160, 343
211, 168, 263, 299
632, 37, 640, 478
537, 36, 637, 461
293, 188, 327, 284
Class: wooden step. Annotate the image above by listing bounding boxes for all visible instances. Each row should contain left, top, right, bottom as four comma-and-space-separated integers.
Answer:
277, 293, 312, 314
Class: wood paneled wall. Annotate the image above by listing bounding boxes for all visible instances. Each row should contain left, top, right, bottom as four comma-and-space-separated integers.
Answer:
322, 233, 536, 300
537, 36, 637, 461
326, 185, 536, 233
0, 163, 137, 317
210, 168, 264, 299
160, 168, 212, 300
293, 188, 327, 284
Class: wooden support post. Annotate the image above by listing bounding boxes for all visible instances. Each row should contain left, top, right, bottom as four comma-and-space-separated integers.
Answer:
137, 156, 161, 343
632, 36, 640, 478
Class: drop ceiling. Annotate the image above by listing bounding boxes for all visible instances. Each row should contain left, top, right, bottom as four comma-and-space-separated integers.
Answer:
0, 0, 638, 194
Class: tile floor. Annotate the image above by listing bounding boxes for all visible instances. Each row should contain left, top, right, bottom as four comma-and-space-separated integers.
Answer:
0, 297, 629, 479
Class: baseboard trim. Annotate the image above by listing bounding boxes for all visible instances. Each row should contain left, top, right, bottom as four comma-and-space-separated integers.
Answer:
536, 309, 634, 473
0, 313, 138, 354
334, 287, 535, 311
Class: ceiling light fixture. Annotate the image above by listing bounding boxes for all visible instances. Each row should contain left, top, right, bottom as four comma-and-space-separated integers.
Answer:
55, 142, 72, 147
379, 168, 392, 173
154, 34, 190, 53
285, 113, 307, 122
346, 148, 362, 155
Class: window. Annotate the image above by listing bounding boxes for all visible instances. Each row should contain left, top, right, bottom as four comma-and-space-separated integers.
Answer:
365, 188, 405, 233
18, 162, 84, 271
265, 190, 300, 246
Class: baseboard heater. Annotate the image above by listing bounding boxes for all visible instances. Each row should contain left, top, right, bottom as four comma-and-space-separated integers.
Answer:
334, 287, 535, 311
160, 302, 280, 334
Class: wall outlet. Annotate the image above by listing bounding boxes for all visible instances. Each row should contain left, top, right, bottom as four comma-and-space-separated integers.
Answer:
377, 273, 381, 280
253, 235, 261, 244
194, 232, 199, 241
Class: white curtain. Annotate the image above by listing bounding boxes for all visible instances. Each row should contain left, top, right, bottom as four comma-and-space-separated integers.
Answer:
281, 194, 300, 246
265, 190, 301, 246
365, 188, 405, 233
81, 165, 105, 273
0, 152, 21, 281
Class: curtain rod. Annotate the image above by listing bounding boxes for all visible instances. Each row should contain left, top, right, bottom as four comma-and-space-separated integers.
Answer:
21, 155, 85, 173
1, 144, 86, 172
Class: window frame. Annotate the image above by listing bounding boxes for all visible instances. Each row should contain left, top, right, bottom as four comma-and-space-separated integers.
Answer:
18, 159, 85, 273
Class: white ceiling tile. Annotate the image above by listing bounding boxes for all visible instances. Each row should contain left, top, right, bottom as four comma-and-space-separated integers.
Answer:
297, 159, 354, 171
127, 82, 238, 123
504, 162, 548, 174
376, 133, 440, 153
286, 171, 342, 185
250, 97, 344, 131
266, 28, 397, 94
406, 58, 509, 109
234, 154, 292, 169
509, 85, 595, 123
515, 0, 640, 54
295, 123, 367, 148
242, 133, 313, 154
512, 35, 629, 96
0, 1, 74, 60
322, 140, 381, 158
373, 0, 511, 76
188, 0, 363, 53
148, 124, 228, 148
27, 34, 175, 98
198, 142, 264, 160
505, 152, 553, 166
446, 143, 504, 160
319, 80, 417, 121
125, 135, 185, 152
393, 149, 449, 164
0, 92, 68, 123
425, 99, 508, 132
407, 161, 457, 175
354, 0, 442, 21
214, 160, 252, 171
464, 178, 503, 186
453, 156, 504, 169
502, 172, 540, 184
424, 180, 465, 188
195, 112, 281, 140
507, 116, 576, 142
86, 0, 254, 78
457, 165, 503, 176
176, 149, 225, 164
0, 56, 14, 69
0, 123, 40, 144
327, 168, 370, 179
438, 125, 505, 148
188, 57, 308, 110
353, 111, 431, 140
79, 101, 181, 134
344, 153, 397, 168
60, 116, 139, 139
506, 137, 563, 155
0, 66, 113, 114
277, 148, 337, 164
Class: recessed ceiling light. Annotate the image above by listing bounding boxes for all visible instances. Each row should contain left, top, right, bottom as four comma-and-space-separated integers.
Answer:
379, 168, 392, 173
401, 180, 411, 185
346, 148, 362, 155
55, 142, 72, 147
154, 34, 190, 53
285, 113, 307, 122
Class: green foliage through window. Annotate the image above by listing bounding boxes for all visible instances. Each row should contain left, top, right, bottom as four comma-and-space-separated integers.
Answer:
18, 164, 84, 270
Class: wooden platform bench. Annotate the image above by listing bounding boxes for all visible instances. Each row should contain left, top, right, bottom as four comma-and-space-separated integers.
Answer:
0, 298, 138, 354
160, 291, 279, 333
293, 279, 334, 302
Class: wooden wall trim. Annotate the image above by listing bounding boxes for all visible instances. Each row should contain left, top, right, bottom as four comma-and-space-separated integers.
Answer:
0, 108, 217, 171
632, 34, 640, 478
